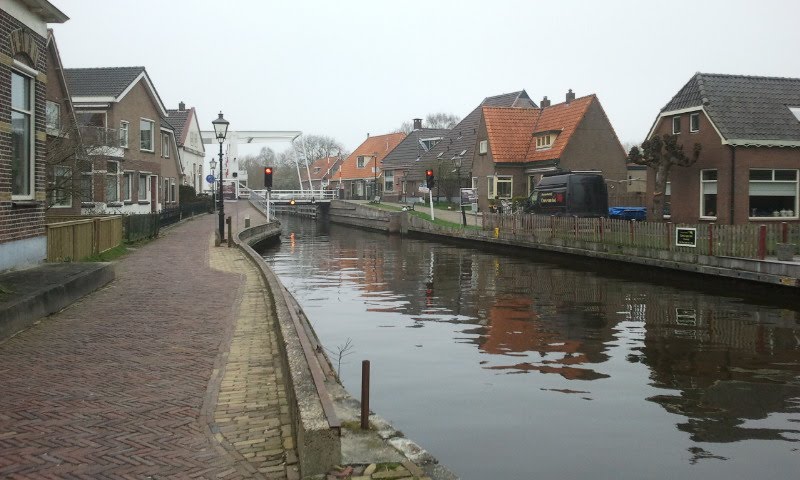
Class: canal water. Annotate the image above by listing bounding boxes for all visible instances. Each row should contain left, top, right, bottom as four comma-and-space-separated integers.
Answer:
263, 217, 800, 480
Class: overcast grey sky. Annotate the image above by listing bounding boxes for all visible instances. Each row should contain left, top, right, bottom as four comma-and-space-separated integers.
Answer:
51, 0, 800, 157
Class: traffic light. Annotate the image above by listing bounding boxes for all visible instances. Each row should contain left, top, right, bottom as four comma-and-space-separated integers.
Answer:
425, 169, 435, 189
264, 167, 273, 190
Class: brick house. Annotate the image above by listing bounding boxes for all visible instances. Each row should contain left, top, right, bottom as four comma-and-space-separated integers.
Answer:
411, 91, 537, 201
303, 155, 343, 193
64, 66, 181, 214
645, 73, 800, 224
380, 118, 449, 203
166, 101, 205, 194
473, 90, 627, 212
0, 0, 68, 271
45, 29, 81, 215
330, 132, 405, 200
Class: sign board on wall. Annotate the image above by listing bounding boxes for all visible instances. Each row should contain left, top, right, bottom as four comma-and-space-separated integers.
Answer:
460, 188, 477, 206
675, 227, 697, 247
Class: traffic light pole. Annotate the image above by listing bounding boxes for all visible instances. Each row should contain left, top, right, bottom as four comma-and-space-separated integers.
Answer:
266, 190, 271, 223
429, 189, 435, 221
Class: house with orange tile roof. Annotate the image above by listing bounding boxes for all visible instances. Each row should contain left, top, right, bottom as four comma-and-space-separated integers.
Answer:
473, 89, 627, 211
330, 132, 405, 200
303, 155, 343, 192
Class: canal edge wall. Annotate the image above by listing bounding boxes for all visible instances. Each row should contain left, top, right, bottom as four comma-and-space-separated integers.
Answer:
236, 222, 342, 477
316, 202, 800, 289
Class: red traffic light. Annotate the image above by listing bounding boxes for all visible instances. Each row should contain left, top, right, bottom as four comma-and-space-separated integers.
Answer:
425, 169, 435, 189
425, 169, 433, 176
264, 167, 273, 174
264, 166, 274, 189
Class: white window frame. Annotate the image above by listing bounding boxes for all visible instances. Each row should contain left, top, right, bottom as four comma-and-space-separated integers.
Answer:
496, 175, 513, 199
119, 121, 129, 148
106, 160, 120, 203
478, 140, 488, 155
535, 134, 554, 149
138, 173, 149, 202
52, 165, 72, 208
170, 179, 176, 202
689, 112, 700, 133
122, 171, 133, 202
384, 169, 394, 192
672, 116, 681, 134
140, 118, 155, 152
487, 175, 496, 199
162, 132, 170, 158
11, 69, 34, 200
471, 176, 477, 189
357, 156, 367, 168
46, 100, 61, 134
700, 169, 717, 219
663, 181, 671, 219
747, 169, 799, 220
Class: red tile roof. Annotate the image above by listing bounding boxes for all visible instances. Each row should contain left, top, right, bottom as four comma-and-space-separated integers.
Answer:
483, 94, 596, 164
307, 156, 342, 181
336, 132, 406, 181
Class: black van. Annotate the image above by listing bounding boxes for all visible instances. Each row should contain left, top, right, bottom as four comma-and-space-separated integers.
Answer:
524, 173, 608, 217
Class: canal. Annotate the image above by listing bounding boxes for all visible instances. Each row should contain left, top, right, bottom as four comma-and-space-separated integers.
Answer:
263, 216, 800, 480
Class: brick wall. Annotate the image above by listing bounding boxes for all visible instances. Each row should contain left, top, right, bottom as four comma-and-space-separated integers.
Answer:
0, 8, 47, 246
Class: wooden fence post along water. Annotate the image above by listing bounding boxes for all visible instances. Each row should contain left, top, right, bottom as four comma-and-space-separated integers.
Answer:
480, 212, 798, 261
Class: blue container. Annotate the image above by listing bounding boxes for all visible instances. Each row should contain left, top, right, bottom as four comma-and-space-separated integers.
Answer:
608, 207, 647, 221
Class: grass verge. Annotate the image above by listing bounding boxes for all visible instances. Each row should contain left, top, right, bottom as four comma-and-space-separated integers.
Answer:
82, 244, 129, 262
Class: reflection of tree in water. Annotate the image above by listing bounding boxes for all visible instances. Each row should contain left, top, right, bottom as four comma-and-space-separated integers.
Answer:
634, 296, 800, 446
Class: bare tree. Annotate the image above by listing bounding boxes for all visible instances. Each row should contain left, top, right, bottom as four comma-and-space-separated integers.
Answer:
395, 112, 461, 133
294, 134, 346, 163
628, 134, 701, 220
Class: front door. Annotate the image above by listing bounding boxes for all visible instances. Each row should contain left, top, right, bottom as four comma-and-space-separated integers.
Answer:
150, 175, 157, 213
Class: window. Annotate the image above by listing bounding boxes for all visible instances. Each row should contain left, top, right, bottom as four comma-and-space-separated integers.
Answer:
162, 132, 170, 157
672, 116, 681, 134
488, 176, 496, 199
52, 165, 72, 207
138, 173, 148, 201
357, 156, 367, 168
479, 140, 488, 155
77, 111, 106, 127
122, 172, 132, 201
496, 175, 512, 199
663, 181, 671, 218
420, 137, 442, 151
106, 161, 119, 202
471, 177, 477, 189
11, 71, 33, 198
79, 160, 93, 203
140, 119, 154, 151
46, 100, 61, 133
690, 113, 700, 132
119, 121, 129, 148
163, 178, 169, 204
535, 134, 553, 149
789, 106, 800, 122
528, 175, 537, 196
700, 169, 717, 218
384, 170, 394, 192
170, 179, 176, 202
748, 169, 798, 218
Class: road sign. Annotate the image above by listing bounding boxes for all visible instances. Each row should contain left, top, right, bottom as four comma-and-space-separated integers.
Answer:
675, 227, 697, 247
206, 174, 215, 184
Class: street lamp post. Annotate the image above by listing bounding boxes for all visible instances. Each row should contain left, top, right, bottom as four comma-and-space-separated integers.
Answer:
212, 112, 230, 242
453, 155, 466, 226
209, 158, 217, 213
372, 152, 378, 199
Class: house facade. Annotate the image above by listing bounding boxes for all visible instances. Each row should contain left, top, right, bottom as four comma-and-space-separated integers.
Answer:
645, 73, 800, 224
64, 66, 181, 214
331, 132, 405, 200
380, 119, 449, 203
305, 155, 343, 193
167, 101, 205, 194
473, 90, 627, 211
0, 0, 68, 271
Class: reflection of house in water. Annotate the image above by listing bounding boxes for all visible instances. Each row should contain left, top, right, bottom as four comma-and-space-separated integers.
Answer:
636, 295, 800, 444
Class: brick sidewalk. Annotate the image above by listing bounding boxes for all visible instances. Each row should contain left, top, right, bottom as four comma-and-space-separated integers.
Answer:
0, 208, 296, 479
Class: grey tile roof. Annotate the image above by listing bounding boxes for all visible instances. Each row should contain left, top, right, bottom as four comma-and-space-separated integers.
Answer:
166, 109, 190, 145
64, 67, 145, 97
407, 90, 537, 180
381, 128, 452, 171
661, 73, 800, 144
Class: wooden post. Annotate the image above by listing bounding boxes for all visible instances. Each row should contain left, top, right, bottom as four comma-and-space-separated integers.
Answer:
629, 220, 634, 244
360, 360, 370, 430
599, 218, 604, 242
666, 222, 673, 250
757, 224, 767, 260
93, 218, 101, 255
781, 222, 788, 243
226, 216, 233, 247
550, 216, 555, 241
574, 216, 578, 239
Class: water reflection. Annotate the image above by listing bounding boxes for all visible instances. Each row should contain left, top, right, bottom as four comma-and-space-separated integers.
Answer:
265, 218, 800, 478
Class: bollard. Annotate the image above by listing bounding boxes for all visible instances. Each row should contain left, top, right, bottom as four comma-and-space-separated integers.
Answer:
226, 216, 232, 247
361, 360, 370, 430
757, 224, 767, 260
245, 216, 251, 228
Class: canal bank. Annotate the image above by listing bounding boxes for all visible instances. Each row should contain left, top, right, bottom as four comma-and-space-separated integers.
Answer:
324, 200, 800, 291
237, 203, 459, 479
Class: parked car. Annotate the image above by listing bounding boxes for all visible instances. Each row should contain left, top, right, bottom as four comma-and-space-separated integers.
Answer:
523, 173, 608, 217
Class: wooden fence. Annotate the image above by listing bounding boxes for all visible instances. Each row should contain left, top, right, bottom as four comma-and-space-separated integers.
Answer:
482, 213, 800, 259
45, 216, 123, 262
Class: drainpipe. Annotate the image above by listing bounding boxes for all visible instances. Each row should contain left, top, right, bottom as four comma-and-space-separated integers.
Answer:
729, 145, 736, 224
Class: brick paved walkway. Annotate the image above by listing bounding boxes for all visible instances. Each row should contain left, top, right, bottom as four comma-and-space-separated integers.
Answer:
0, 208, 297, 479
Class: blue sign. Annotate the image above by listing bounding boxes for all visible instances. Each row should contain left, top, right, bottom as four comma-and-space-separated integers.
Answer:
206, 174, 215, 184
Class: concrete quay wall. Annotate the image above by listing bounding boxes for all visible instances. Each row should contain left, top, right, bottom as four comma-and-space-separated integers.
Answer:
236, 221, 341, 476
328, 200, 402, 233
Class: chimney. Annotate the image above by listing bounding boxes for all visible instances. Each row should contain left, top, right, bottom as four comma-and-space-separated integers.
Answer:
178, 101, 185, 111
540, 96, 551, 108
413, 118, 422, 130
566, 89, 575, 103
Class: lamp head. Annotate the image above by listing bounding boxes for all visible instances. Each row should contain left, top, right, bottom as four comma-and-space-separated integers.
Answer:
212, 112, 229, 143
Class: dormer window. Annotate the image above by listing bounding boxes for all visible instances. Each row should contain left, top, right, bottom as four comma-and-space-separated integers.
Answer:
357, 156, 369, 168
790, 106, 800, 122
535, 134, 554, 149
419, 137, 442, 152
